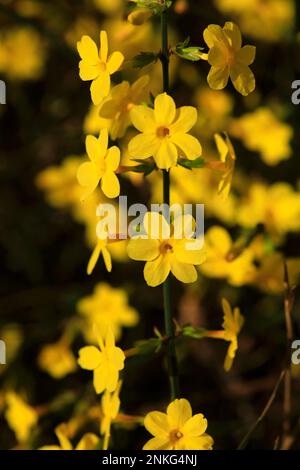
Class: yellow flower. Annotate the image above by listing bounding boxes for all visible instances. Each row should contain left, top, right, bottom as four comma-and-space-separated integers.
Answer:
203, 22, 256, 96
38, 340, 77, 379
214, 132, 236, 199
230, 108, 293, 166
99, 75, 150, 140
77, 31, 124, 105
215, 0, 294, 42
94, 0, 123, 15
127, 212, 206, 287
40, 423, 99, 450
237, 182, 300, 239
0, 28, 46, 80
84, 103, 112, 135
36, 157, 84, 209
208, 299, 244, 371
77, 128, 121, 200
78, 283, 139, 342
143, 398, 213, 450
5, 392, 38, 443
200, 226, 255, 286
78, 327, 125, 394
128, 93, 202, 170
101, 381, 121, 450
222, 298, 244, 371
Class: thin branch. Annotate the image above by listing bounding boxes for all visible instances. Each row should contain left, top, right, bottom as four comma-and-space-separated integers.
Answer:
237, 370, 285, 450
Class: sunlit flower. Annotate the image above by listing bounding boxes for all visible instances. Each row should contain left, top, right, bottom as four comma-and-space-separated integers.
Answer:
78, 327, 125, 394
77, 31, 124, 105
77, 128, 121, 200
200, 226, 256, 286
99, 75, 150, 140
38, 340, 77, 379
40, 423, 99, 450
5, 392, 38, 443
237, 182, 300, 239
127, 212, 206, 287
84, 103, 112, 135
128, 93, 202, 170
203, 22, 256, 96
230, 108, 293, 166
78, 283, 139, 342
143, 398, 213, 450
215, 0, 294, 42
101, 381, 121, 450
207, 298, 244, 371
214, 132, 236, 199
0, 28, 46, 80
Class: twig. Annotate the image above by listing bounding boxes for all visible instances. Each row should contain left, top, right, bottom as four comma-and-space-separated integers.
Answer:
237, 370, 285, 450
280, 261, 295, 449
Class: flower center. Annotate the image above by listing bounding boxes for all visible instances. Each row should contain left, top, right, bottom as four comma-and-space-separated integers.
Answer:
156, 126, 170, 138
126, 102, 135, 112
160, 241, 173, 254
169, 429, 183, 444
227, 48, 236, 66
98, 61, 107, 72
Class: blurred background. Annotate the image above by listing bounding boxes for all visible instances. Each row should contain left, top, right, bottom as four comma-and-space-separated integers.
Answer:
0, 0, 300, 450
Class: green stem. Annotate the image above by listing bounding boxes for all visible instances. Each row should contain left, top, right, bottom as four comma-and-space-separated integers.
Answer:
160, 6, 180, 401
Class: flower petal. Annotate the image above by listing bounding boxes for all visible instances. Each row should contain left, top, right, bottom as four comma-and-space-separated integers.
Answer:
91, 71, 111, 105
128, 132, 159, 158
230, 63, 255, 96
154, 93, 176, 125
143, 436, 171, 451
167, 399, 192, 428
101, 171, 120, 198
93, 365, 108, 394
87, 239, 106, 275
127, 239, 160, 261
77, 161, 100, 198
105, 146, 120, 171
144, 211, 170, 240
207, 65, 229, 90
170, 107, 198, 134
76, 434, 100, 450
237, 45, 256, 66
170, 259, 198, 283
184, 434, 214, 450
79, 62, 99, 81
78, 346, 102, 370
181, 414, 207, 437
144, 255, 170, 287
171, 133, 202, 160
154, 140, 178, 170
224, 22, 242, 50
130, 106, 156, 132
207, 46, 227, 68
100, 30, 108, 62
203, 24, 225, 48
102, 247, 112, 272
77, 36, 98, 63
107, 51, 124, 74
173, 240, 206, 265
144, 411, 169, 437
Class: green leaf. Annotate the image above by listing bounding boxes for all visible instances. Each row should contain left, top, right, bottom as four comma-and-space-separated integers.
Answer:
182, 325, 207, 340
130, 1, 172, 14
175, 38, 205, 62
129, 51, 159, 69
178, 157, 205, 170
134, 337, 163, 355
131, 159, 156, 176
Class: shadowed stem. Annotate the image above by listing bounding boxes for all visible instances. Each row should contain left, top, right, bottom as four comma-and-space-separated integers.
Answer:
161, 7, 180, 401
